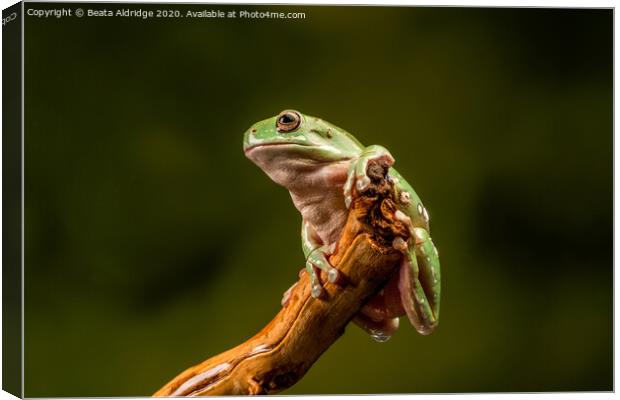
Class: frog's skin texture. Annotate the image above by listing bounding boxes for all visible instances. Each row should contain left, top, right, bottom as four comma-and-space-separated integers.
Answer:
243, 110, 441, 339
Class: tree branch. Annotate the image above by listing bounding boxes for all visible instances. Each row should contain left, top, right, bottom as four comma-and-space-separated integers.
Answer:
153, 161, 407, 396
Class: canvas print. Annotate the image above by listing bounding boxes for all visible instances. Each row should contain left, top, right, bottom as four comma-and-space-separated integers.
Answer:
2, 2, 613, 397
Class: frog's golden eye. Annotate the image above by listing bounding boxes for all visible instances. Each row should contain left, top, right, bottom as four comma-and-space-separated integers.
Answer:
276, 110, 301, 133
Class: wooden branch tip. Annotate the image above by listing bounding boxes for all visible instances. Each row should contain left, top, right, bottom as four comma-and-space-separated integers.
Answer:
154, 160, 405, 396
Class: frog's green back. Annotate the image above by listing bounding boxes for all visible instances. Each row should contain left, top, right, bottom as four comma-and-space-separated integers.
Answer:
322, 118, 365, 147
299, 112, 430, 231
302, 112, 366, 152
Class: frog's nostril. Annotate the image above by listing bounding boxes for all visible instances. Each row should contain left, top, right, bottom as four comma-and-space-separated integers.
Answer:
251, 127, 257, 134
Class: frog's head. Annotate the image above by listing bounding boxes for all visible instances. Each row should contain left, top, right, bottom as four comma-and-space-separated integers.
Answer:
243, 110, 363, 174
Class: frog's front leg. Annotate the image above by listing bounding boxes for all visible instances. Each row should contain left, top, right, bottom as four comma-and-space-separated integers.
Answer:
394, 212, 441, 335
302, 219, 340, 298
343, 145, 395, 208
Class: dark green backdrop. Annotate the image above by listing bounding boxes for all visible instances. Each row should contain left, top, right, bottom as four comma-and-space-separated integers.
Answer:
23, 4, 612, 396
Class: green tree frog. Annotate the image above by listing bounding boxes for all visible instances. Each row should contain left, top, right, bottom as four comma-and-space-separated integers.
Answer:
243, 110, 441, 341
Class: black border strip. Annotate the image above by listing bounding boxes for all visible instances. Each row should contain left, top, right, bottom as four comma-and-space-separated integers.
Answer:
2, 1, 23, 398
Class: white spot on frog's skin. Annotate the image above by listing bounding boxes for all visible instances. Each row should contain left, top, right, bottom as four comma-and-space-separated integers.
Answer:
422, 207, 430, 223
414, 229, 426, 244
417, 204, 423, 215
400, 191, 411, 205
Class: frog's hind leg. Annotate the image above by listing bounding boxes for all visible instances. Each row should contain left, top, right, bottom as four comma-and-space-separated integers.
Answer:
398, 226, 441, 335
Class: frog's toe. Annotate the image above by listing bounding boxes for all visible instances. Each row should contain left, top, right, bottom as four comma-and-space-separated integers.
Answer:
343, 165, 356, 196
327, 267, 341, 284
397, 230, 441, 335
394, 209, 413, 226
392, 236, 408, 252
344, 195, 352, 209
355, 175, 372, 192
311, 284, 324, 299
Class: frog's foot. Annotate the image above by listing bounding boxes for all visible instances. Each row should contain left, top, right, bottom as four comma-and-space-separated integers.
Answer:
343, 145, 395, 208
395, 225, 441, 335
305, 245, 341, 299
352, 268, 405, 341
353, 314, 400, 343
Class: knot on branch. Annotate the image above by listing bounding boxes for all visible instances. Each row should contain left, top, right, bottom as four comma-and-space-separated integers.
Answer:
350, 160, 410, 249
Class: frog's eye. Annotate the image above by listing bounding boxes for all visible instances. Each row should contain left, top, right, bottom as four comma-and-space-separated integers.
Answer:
276, 110, 301, 133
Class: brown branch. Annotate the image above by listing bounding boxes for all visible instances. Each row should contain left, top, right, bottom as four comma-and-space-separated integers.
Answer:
153, 161, 408, 396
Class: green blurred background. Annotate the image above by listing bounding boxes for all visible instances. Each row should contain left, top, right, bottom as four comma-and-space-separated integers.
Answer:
23, 4, 612, 396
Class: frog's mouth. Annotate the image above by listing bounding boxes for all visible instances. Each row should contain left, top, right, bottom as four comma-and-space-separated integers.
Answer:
244, 142, 353, 164
243, 141, 308, 154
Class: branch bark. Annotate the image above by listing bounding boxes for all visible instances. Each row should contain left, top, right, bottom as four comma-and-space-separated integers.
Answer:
153, 161, 407, 396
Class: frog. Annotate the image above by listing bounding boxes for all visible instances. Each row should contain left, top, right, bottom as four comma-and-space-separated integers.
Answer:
243, 110, 441, 340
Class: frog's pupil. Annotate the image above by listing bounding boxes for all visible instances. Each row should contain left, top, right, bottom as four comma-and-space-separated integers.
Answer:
280, 114, 295, 124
